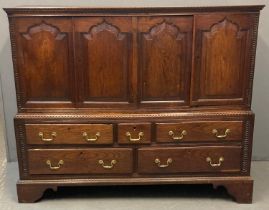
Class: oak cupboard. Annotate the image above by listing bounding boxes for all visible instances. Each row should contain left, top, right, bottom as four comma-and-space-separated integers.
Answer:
4, 5, 264, 203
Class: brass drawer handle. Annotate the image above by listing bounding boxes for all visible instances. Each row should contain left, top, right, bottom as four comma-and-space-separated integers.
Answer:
98, 159, 117, 169
154, 158, 173, 168
168, 130, 187, 140
206, 157, 224, 167
212, 129, 230, 139
126, 131, 144, 142
83, 132, 100, 142
46, 160, 64, 170
39, 132, 57, 142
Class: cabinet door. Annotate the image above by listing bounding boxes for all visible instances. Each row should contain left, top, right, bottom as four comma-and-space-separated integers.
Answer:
138, 17, 193, 108
14, 18, 75, 109
74, 17, 133, 108
192, 14, 254, 106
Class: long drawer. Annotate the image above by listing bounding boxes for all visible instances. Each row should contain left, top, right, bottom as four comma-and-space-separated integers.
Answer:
27, 148, 133, 174
25, 124, 113, 145
156, 121, 243, 143
138, 146, 242, 174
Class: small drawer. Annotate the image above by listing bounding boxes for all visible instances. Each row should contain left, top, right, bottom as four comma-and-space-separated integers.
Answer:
137, 146, 241, 174
118, 123, 151, 144
28, 148, 133, 175
25, 124, 113, 145
156, 121, 243, 143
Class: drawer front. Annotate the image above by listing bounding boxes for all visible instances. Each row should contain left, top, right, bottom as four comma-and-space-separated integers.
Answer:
156, 121, 243, 143
118, 123, 151, 144
25, 124, 113, 145
28, 148, 133, 175
138, 146, 241, 174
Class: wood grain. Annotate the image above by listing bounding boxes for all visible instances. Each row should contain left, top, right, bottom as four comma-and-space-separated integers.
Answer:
14, 18, 75, 108
138, 16, 192, 108
156, 121, 243, 143
25, 124, 113, 145
16, 176, 254, 203
138, 146, 241, 174
74, 17, 133, 108
28, 148, 133, 174
192, 14, 254, 106
118, 123, 151, 144
6, 5, 263, 203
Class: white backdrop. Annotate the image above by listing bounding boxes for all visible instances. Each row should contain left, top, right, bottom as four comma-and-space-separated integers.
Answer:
0, 0, 268, 161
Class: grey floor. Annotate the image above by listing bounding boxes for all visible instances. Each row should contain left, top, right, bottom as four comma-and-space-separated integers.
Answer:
0, 129, 269, 209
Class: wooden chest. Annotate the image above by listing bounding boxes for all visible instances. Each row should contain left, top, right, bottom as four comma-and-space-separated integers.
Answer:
4, 5, 264, 203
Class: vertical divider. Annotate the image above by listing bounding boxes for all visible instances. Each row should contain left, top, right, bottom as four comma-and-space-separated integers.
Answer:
189, 15, 196, 107
131, 16, 138, 107
71, 17, 79, 108
132, 16, 139, 175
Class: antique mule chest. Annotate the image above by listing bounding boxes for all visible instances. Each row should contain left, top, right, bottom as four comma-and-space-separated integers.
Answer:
4, 5, 264, 203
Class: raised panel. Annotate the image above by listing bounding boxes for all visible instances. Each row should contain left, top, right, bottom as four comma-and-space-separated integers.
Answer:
74, 18, 133, 108
138, 17, 193, 107
192, 15, 253, 106
201, 19, 245, 97
15, 18, 75, 108
141, 22, 185, 99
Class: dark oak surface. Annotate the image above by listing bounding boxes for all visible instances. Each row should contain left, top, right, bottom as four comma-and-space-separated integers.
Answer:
118, 123, 151, 144
6, 5, 264, 203
4, 5, 265, 16
74, 17, 133, 107
8, 6, 261, 111
192, 14, 254, 106
156, 121, 243, 142
137, 146, 241, 174
28, 148, 133, 174
25, 124, 113, 145
138, 16, 192, 107
14, 18, 75, 108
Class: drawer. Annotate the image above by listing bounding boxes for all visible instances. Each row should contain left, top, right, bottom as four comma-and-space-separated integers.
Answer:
138, 146, 241, 174
118, 123, 151, 144
156, 121, 243, 143
25, 124, 113, 145
28, 148, 133, 175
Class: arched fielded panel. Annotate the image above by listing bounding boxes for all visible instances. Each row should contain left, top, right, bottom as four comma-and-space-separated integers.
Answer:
192, 14, 254, 106
138, 17, 193, 108
74, 18, 133, 108
15, 18, 75, 108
